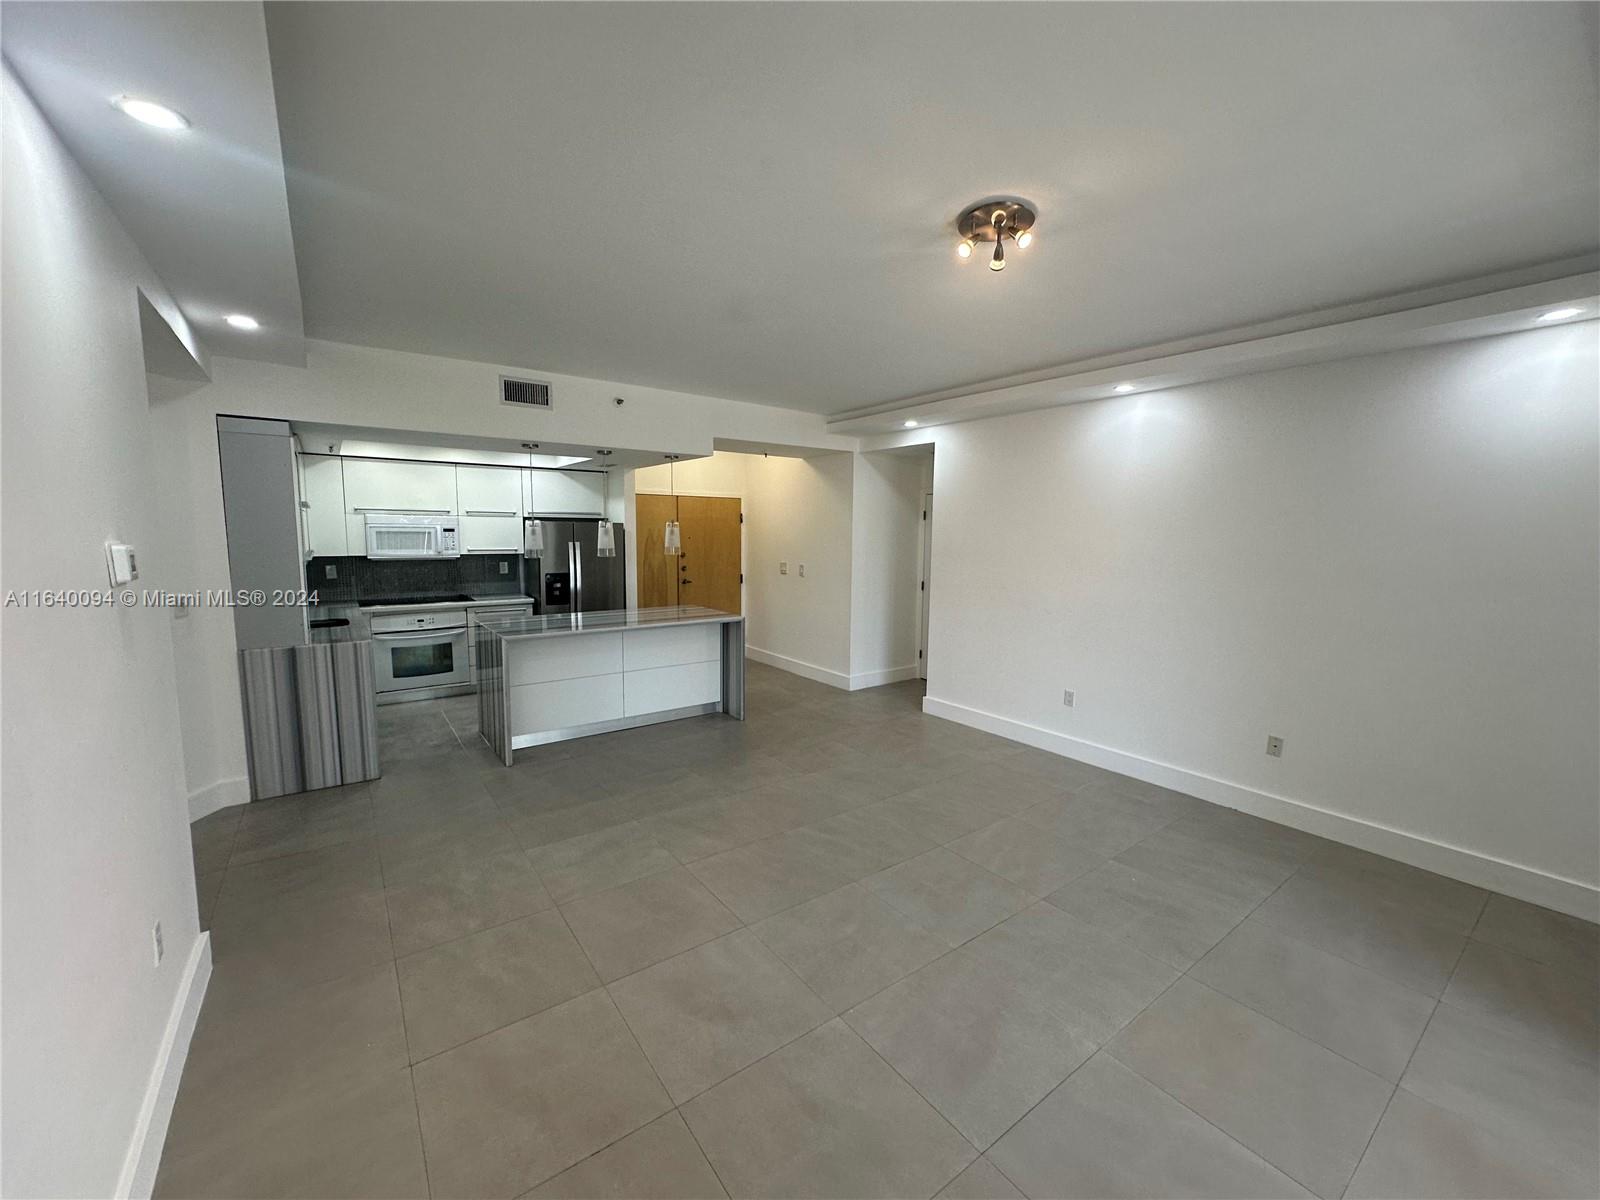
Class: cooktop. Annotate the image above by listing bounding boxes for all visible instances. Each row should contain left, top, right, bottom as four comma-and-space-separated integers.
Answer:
362, 593, 478, 607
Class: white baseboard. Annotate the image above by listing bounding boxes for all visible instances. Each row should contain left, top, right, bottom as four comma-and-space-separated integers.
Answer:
747, 646, 852, 690
747, 648, 921, 693
117, 932, 211, 1199
188, 776, 249, 822
924, 694, 1599, 922
849, 664, 921, 690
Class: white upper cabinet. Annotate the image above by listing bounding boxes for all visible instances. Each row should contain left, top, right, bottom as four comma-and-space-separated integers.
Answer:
456, 466, 524, 516
341, 458, 457, 515
300, 454, 349, 557
528, 469, 606, 516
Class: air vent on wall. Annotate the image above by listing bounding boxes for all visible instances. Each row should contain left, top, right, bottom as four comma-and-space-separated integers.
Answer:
500, 376, 551, 409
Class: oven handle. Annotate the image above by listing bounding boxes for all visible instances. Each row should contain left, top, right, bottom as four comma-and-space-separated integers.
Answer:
373, 628, 467, 642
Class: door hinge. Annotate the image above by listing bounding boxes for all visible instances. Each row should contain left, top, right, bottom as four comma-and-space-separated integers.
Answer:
739, 512, 744, 523
922, 510, 927, 520
920, 580, 925, 591
739, 573, 744, 584
918, 649, 923, 658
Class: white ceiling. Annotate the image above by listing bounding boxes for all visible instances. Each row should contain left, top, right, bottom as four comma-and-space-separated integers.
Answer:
4, 3, 1596, 413
2, 1, 305, 365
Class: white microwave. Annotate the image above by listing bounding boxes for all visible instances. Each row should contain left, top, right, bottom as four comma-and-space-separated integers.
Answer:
363, 514, 461, 559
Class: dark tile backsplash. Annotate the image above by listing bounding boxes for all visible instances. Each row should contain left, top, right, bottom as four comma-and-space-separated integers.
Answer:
306, 555, 530, 606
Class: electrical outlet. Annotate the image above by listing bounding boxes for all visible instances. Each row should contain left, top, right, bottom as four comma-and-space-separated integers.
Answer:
798, 563, 806, 577
1063, 689, 1075, 708
152, 921, 164, 966
779, 561, 788, 575
1266, 735, 1284, 758
499, 562, 509, 575
324, 563, 338, 580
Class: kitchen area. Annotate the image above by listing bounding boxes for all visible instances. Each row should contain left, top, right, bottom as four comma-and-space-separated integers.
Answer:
216, 416, 744, 802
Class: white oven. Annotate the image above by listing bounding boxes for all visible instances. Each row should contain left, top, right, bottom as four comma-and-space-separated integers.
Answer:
371, 609, 470, 700
364, 514, 461, 559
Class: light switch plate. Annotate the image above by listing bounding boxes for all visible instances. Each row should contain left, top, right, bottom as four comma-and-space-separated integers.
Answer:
779, 561, 788, 575
105, 542, 138, 585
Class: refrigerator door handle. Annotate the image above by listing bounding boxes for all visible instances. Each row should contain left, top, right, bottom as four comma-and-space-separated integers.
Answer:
570, 538, 582, 611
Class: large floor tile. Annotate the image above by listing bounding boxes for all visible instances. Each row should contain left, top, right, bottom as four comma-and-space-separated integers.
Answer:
528, 821, 679, 903
208, 886, 393, 998
383, 848, 553, 956
214, 840, 383, 910
963, 903, 1178, 1043
751, 881, 951, 1012
789, 805, 940, 880
948, 816, 1107, 897
608, 929, 832, 1103
682, 1019, 975, 1199
1442, 938, 1599, 1060
412, 989, 671, 1198
1190, 917, 1436, 1080
845, 949, 1098, 1149
1305, 844, 1488, 931
864, 848, 1034, 947
1045, 859, 1253, 970
525, 1111, 728, 1199
397, 910, 599, 1061
1112, 826, 1298, 910
687, 830, 860, 922
1400, 1002, 1599, 1180
1346, 1087, 1600, 1200
989, 1053, 1310, 1199
164, 962, 408, 1163
1107, 979, 1391, 1197
1472, 894, 1600, 978
560, 865, 741, 982
934, 1158, 1024, 1200
1017, 791, 1173, 858
155, 1067, 427, 1200
1251, 867, 1468, 996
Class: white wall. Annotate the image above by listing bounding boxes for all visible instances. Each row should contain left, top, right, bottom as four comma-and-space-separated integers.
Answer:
849, 449, 928, 687
1, 66, 209, 1198
744, 453, 856, 684
634, 452, 751, 497
922, 326, 1600, 915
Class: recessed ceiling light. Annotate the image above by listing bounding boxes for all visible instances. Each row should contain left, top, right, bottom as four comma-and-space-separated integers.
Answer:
1536, 307, 1584, 322
903, 419, 920, 428
1113, 383, 1137, 393
112, 95, 189, 131
225, 314, 260, 330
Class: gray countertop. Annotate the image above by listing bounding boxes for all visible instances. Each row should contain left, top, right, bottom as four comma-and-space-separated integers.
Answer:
472, 605, 743, 640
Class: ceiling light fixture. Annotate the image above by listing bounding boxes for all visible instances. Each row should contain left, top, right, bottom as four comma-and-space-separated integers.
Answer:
903, 419, 920, 428
225, 314, 260, 330
1536, 307, 1584, 322
1113, 383, 1137, 393
956, 199, 1037, 273
112, 95, 189, 130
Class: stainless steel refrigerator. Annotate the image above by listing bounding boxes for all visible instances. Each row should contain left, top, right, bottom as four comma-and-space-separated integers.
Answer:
525, 519, 626, 613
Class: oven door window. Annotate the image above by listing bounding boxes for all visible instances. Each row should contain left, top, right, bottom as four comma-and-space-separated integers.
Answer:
390, 640, 455, 679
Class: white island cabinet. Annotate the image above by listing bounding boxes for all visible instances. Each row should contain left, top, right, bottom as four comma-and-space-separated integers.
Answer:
473, 606, 744, 764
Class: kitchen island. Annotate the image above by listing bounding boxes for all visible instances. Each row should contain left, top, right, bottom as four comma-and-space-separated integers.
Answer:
473, 606, 745, 764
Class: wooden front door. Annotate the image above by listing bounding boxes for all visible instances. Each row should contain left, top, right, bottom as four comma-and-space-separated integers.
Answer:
635, 493, 680, 608
676, 495, 742, 614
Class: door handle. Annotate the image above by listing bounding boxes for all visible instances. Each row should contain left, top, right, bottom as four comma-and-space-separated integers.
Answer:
681, 580, 693, 585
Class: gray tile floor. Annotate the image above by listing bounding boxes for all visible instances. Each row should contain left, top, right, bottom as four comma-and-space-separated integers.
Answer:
170, 662, 1600, 1199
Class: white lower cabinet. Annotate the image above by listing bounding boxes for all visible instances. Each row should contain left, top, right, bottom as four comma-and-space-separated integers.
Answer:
623, 660, 722, 716
509, 675, 625, 730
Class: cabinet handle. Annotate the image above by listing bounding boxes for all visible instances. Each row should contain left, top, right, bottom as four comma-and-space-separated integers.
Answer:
353, 507, 451, 515
465, 510, 518, 517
